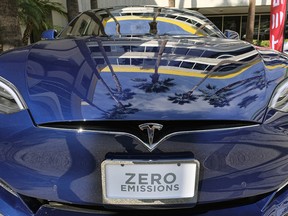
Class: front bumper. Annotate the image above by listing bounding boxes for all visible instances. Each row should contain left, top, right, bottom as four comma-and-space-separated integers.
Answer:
1, 182, 288, 216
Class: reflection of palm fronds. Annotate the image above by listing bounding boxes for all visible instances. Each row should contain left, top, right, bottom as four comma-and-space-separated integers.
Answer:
255, 75, 266, 90
208, 95, 230, 107
131, 78, 147, 82
187, 56, 259, 96
198, 84, 230, 107
168, 93, 198, 105
197, 74, 265, 108
199, 84, 218, 98
238, 95, 258, 108
104, 103, 139, 119
107, 88, 135, 101
214, 75, 264, 95
134, 78, 175, 93
199, 85, 231, 107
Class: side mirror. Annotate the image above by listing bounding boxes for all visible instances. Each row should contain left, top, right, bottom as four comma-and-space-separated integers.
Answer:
41, 29, 58, 40
224, 29, 240, 40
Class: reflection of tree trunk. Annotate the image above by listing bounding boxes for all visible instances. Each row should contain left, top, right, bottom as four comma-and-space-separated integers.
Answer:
66, 0, 79, 22
96, 40, 123, 92
169, 0, 175, 7
0, 0, 22, 51
91, 0, 98, 9
152, 40, 168, 83
245, 0, 255, 43
22, 21, 33, 45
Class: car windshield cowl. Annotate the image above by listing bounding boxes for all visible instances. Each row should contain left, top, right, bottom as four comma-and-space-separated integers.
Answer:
58, 6, 225, 39
60, 33, 204, 41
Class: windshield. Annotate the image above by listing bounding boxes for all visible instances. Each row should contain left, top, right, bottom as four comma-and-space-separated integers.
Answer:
59, 6, 225, 38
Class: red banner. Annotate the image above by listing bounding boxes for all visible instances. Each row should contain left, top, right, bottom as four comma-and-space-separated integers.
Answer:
270, 0, 287, 51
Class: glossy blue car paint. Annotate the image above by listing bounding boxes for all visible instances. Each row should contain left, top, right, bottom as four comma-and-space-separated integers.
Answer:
25, 37, 275, 123
1, 6, 288, 216
0, 188, 32, 216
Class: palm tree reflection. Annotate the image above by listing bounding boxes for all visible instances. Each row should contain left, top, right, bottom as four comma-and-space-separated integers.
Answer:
168, 92, 198, 105
199, 84, 231, 107
134, 77, 175, 93
133, 40, 176, 93
103, 103, 139, 119
238, 95, 258, 108
198, 74, 266, 108
108, 88, 136, 101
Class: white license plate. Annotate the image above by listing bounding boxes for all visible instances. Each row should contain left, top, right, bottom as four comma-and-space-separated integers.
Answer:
101, 159, 199, 205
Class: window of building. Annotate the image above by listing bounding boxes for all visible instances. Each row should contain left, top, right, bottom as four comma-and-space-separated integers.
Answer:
224, 16, 241, 33
208, 14, 273, 41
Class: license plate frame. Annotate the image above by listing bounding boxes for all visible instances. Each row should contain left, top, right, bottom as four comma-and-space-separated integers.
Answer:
101, 159, 200, 205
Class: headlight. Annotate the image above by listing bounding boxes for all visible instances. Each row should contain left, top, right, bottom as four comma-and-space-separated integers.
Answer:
0, 77, 27, 114
269, 79, 288, 112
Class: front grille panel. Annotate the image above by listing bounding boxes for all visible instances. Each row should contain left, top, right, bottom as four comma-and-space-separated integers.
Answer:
39, 120, 258, 144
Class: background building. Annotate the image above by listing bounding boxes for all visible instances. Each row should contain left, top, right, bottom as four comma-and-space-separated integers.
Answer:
53, 0, 273, 40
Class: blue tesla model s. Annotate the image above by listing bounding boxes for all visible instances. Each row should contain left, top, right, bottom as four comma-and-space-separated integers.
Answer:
0, 6, 288, 216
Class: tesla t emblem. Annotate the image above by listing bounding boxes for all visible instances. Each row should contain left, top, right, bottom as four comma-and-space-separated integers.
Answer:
139, 123, 163, 145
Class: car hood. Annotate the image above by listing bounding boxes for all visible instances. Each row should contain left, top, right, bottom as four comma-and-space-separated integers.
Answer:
25, 36, 268, 124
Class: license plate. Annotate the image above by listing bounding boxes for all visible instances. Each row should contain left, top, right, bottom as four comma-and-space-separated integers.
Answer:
101, 159, 199, 205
